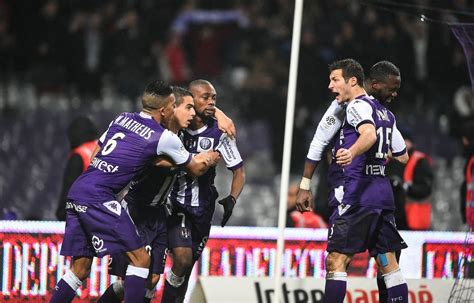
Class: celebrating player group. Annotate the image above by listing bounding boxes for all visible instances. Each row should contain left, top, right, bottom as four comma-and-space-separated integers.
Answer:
52, 58, 410, 303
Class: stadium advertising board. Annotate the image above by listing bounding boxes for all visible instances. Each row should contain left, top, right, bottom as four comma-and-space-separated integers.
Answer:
0, 221, 469, 302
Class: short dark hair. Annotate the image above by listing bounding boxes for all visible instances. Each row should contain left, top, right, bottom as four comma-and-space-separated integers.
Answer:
173, 86, 193, 106
189, 79, 213, 90
142, 80, 173, 110
369, 61, 400, 82
328, 58, 364, 86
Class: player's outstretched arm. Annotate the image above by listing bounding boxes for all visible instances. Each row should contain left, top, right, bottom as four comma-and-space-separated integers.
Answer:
215, 107, 236, 139
184, 151, 221, 177
218, 166, 245, 227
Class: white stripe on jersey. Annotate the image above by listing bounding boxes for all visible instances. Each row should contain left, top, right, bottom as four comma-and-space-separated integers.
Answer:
174, 173, 186, 205
190, 179, 200, 207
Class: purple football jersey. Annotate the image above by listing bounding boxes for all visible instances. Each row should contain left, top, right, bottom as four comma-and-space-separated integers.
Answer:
68, 112, 191, 204
169, 119, 243, 220
334, 95, 397, 209
124, 166, 179, 207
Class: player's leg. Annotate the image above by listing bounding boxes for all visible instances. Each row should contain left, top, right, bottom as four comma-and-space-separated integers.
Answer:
104, 200, 151, 303
324, 252, 352, 303
372, 210, 408, 302
162, 211, 195, 303
51, 208, 94, 303
98, 246, 151, 303
376, 252, 408, 302
123, 247, 151, 302
162, 246, 193, 303
323, 206, 381, 303
376, 250, 400, 302
98, 253, 127, 303
50, 256, 93, 303
144, 220, 168, 303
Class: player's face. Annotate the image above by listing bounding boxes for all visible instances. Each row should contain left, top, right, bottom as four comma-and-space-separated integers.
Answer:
174, 96, 196, 129
372, 75, 401, 104
328, 69, 352, 104
161, 94, 176, 128
191, 84, 216, 117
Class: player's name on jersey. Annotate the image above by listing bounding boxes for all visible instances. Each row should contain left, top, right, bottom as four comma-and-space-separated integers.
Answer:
90, 157, 119, 173
115, 115, 154, 140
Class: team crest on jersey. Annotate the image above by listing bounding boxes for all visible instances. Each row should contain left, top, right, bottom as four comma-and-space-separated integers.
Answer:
197, 137, 214, 152
103, 201, 121, 216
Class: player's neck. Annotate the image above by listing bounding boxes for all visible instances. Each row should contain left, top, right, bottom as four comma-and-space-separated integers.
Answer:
142, 109, 162, 124
349, 86, 367, 101
189, 114, 206, 130
168, 119, 180, 134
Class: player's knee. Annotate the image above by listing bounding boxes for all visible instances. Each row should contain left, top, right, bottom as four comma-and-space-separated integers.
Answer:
325, 253, 349, 272
166, 270, 185, 288
71, 259, 92, 280
172, 253, 193, 274
128, 248, 151, 268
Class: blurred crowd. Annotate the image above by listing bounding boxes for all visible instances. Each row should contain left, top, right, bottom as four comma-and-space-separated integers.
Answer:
1, 0, 473, 227
1, 0, 473, 165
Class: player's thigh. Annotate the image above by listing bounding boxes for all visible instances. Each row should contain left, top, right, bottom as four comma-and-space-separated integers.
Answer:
78, 200, 143, 257
369, 210, 408, 258
168, 211, 193, 249
61, 208, 95, 257
326, 251, 353, 272
327, 206, 381, 255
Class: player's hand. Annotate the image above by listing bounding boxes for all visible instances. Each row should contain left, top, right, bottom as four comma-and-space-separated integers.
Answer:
215, 108, 236, 139
336, 148, 353, 166
295, 189, 313, 212
206, 151, 221, 167
218, 195, 236, 227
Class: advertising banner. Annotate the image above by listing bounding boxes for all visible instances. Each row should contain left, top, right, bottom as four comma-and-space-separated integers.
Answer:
0, 221, 469, 302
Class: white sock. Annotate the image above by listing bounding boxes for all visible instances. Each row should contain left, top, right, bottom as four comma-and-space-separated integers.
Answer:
383, 268, 406, 288
62, 270, 83, 291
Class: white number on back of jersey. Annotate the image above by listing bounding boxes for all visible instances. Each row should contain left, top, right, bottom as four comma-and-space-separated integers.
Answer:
375, 127, 392, 159
102, 132, 126, 155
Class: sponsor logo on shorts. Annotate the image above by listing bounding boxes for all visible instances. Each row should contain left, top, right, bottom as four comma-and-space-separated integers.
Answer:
66, 202, 88, 213
91, 235, 106, 253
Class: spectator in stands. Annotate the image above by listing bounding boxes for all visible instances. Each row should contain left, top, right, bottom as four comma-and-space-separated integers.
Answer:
55, 116, 98, 220
460, 119, 474, 228
287, 181, 327, 228
386, 129, 434, 230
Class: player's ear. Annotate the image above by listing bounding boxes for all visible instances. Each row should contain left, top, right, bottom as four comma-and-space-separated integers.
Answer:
349, 76, 358, 87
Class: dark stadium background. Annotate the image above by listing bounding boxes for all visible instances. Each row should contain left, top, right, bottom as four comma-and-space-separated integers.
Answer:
0, 0, 472, 230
